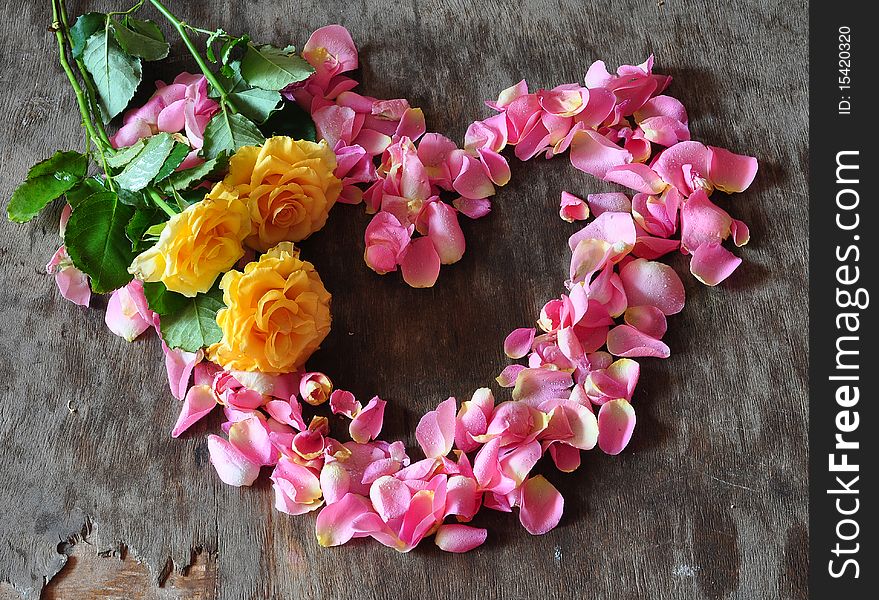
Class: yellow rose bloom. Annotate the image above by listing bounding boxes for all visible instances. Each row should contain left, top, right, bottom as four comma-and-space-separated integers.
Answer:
128, 184, 251, 297
223, 136, 342, 252
207, 242, 331, 373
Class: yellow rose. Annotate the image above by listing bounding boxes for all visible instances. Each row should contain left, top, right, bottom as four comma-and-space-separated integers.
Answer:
224, 136, 342, 252
128, 184, 251, 297
207, 242, 331, 373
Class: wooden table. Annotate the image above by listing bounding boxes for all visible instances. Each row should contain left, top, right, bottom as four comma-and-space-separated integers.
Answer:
0, 1, 809, 598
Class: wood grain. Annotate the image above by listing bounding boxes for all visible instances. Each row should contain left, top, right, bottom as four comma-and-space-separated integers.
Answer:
0, 0, 809, 598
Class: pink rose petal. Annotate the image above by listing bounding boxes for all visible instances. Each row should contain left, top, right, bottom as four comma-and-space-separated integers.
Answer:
416, 397, 457, 458
207, 434, 260, 487
504, 327, 536, 359
349, 396, 386, 444
559, 191, 590, 222
315, 493, 374, 547
369, 475, 413, 521
271, 458, 323, 516
708, 146, 758, 193
569, 129, 632, 178
603, 163, 667, 195
229, 416, 278, 466
606, 324, 670, 358
425, 201, 465, 264
624, 305, 668, 339
171, 384, 217, 438
586, 193, 632, 217
597, 399, 636, 455
518, 475, 564, 535
435, 524, 488, 553
690, 242, 742, 286
618, 258, 686, 315
679, 189, 733, 253
399, 236, 441, 288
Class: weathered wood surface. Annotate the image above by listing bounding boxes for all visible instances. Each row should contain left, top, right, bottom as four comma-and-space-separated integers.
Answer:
0, 0, 809, 598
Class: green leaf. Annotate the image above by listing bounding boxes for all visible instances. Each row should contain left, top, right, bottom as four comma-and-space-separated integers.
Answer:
114, 133, 175, 191
217, 61, 282, 123
205, 28, 226, 63
231, 87, 282, 123
261, 101, 317, 141
159, 154, 229, 192
107, 139, 146, 169
126, 208, 165, 252
158, 285, 225, 352
112, 17, 169, 61
69, 12, 105, 60
117, 188, 149, 208
7, 151, 87, 223
66, 176, 108, 210
239, 44, 313, 91
201, 111, 265, 159
153, 142, 192, 183
64, 192, 136, 294
220, 35, 250, 65
83, 30, 142, 121
142, 281, 188, 316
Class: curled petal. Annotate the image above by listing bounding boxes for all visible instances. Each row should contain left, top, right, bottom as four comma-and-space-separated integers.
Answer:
584, 358, 640, 404
300, 372, 332, 406
444, 476, 481, 520
435, 524, 487, 553
606, 324, 670, 358
653, 141, 711, 196
559, 191, 590, 222
163, 346, 202, 401
452, 154, 495, 199
105, 283, 151, 342
364, 211, 411, 275
597, 399, 636, 455
519, 475, 564, 535
603, 163, 667, 195
48, 247, 91, 307
568, 211, 636, 255
315, 493, 374, 547
349, 396, 387, 444
396, 107, 426, 141
416, 397, 457, 458
708, 146, 758, 193
477, 148, 511, 186
271, 458, 323, 516
229, 416, 278, 466
680, 190, 732, 253
320, 461, 351, 505
504, 327, 536, 359
496, 364, 527, 388
329, 389, 360, 418
633, 235, 680, 259
638, 116, 690, 147
634, 95, 688, 125
312, 105, 357, 147
207, 434, 260, 487
453, 197, 492, 219
303, 24, 359, 74
171, 384, 217, 438
624, 305, 668, 339
690, 242, 742, 286
569, 129, 632, 178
